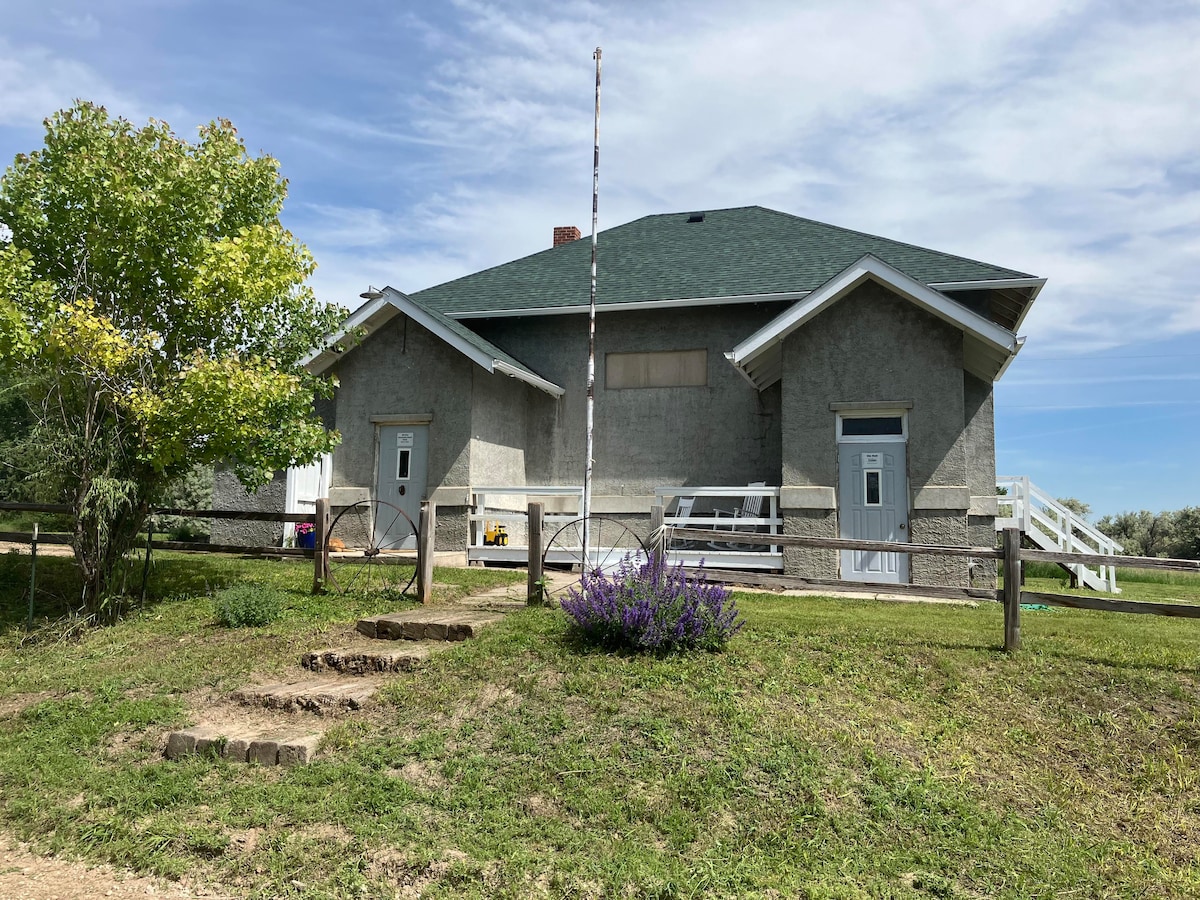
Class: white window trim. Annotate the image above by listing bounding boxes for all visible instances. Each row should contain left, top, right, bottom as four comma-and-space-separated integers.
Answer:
837, 410, 908, 444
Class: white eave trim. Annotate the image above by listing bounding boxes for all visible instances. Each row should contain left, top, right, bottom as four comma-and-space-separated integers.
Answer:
493, 360, 565, 397
930, 276, 1045, 292
301, 287, 564, 397
727, 254, 1021, 389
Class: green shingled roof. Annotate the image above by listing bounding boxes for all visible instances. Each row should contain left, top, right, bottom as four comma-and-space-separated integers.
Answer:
412, 206, 1034, 315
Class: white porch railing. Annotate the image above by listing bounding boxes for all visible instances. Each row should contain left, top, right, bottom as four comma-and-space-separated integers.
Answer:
655, 485, 783, 572
996, 476, 1122, 593
468, 486, 585, 565
467, 485, 783, 571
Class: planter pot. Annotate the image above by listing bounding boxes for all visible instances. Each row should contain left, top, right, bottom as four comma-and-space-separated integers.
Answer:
298, 532, 315, 549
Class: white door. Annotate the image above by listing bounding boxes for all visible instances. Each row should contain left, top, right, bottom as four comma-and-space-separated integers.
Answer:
838, 441, 908, 583
376, 424, 429, 550
284, 453, 331, 545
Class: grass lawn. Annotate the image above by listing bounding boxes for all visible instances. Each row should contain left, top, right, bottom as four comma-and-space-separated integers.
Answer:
1, 552, 1199, 898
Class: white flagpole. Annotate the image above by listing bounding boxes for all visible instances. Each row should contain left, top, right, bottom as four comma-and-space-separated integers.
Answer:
582, 47, 602, 575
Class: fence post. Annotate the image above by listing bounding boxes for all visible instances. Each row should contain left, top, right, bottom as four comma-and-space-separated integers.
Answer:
650, 502, 665, 563
140, 515, 154, 604
527, 501, 544, 605
1003, 526, 1021, 652
312, 498, 329, 593
26, 522, 38, 631
417, 500, 435, 604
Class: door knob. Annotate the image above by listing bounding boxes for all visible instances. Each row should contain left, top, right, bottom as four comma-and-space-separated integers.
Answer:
899, 522, 906, 530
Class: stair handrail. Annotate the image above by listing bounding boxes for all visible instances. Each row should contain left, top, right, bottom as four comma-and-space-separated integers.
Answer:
997, 475, 1122, 593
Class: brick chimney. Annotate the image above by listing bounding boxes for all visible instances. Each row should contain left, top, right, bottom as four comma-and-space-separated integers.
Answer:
553, 225, 582, 247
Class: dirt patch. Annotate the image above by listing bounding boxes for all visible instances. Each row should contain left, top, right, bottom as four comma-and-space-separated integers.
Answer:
389, 760, 447, 792
519, 793, 558, 818
367, 848, 468, 899
0, 832, 231, 899
0, 691, 55, 720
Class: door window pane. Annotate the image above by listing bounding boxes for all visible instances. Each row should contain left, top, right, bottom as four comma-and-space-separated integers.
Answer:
397, 449, 411, 480
864, 470, 881, 506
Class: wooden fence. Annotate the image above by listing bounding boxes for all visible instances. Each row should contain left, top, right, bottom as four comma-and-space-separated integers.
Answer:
523, 505, 1200, 651
10, 498, 1200, 643
0, 499, 438, 604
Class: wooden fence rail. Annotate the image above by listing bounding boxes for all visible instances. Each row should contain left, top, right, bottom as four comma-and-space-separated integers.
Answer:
2, 500, 330, 596
662, 524, 1200, 651
0, 501, 315, 524
10, 500, 1200, 641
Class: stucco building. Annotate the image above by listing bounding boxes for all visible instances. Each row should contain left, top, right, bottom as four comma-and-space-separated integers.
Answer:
216, 206, 1043, 587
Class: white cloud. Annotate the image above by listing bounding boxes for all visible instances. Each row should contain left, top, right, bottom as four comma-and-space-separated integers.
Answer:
322, 0, 1198, 357
0, 37, 147, 128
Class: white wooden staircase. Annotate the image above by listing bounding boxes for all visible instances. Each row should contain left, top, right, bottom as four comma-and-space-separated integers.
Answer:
996, 476, 1122, 593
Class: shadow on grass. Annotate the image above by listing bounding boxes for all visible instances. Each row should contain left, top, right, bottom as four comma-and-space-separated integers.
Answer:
0, 549, 262, 633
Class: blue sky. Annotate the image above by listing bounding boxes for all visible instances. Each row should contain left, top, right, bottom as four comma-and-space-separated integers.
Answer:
1, 0, 1197, 516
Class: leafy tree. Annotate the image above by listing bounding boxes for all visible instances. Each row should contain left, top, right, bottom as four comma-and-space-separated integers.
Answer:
1094, 510, 1177, 558
0, 102, 343, 621
1056, 497, 1091, 519
1169, 507, 1200, 560
0, 367, 37, 501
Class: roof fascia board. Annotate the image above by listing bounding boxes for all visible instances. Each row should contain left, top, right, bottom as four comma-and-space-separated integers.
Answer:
448, 279, 1041, 322
729, 255, 1017, 374
494, 361, 566, 397
449, 291, 811, 319
929, 277, 1045, 291
383, 288, 495, 372
301, 294, 400, 371
382, 289, 564, 396
304, 289, 564, 397
994, 334, 1026, 381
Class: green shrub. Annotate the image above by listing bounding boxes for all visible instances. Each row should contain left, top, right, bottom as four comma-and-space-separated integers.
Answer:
213, 583, 283, 627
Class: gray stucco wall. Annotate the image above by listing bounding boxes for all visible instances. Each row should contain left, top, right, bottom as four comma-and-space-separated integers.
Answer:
471, 304, 787, 500
469, 368, 529, 488
963, 373, 996, 501
780, 282, 967, 491
968, 515, 998, 588
210, 468, 286, 547
327, 313, 474, 502
781, 508, 839, 579
777, 281, 987, 583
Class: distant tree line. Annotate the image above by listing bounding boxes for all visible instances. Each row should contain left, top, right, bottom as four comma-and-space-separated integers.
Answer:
1094, 509, 1200, 560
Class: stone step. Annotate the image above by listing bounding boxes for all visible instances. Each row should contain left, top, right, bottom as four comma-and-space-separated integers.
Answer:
165, 725, 322, 766
230, 677, 379, 713
357, 608, 504, 642
301, 642, 435, 675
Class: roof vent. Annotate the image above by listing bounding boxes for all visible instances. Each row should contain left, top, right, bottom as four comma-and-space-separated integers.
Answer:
686, 212, 705, 223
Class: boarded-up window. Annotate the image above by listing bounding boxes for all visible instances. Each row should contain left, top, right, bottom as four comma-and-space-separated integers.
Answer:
605, 349, 708, 389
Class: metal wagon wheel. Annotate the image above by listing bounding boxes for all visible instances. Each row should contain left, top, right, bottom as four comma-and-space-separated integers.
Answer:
324, 499, 419, 596
540, 515, 650, 603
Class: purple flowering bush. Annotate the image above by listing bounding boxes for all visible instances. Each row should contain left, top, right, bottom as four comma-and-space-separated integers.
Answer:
560, 554, 744, 652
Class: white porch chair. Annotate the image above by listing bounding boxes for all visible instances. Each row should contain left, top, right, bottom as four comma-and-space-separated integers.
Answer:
710, 482, 769, 551
668, 496, 698, 550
